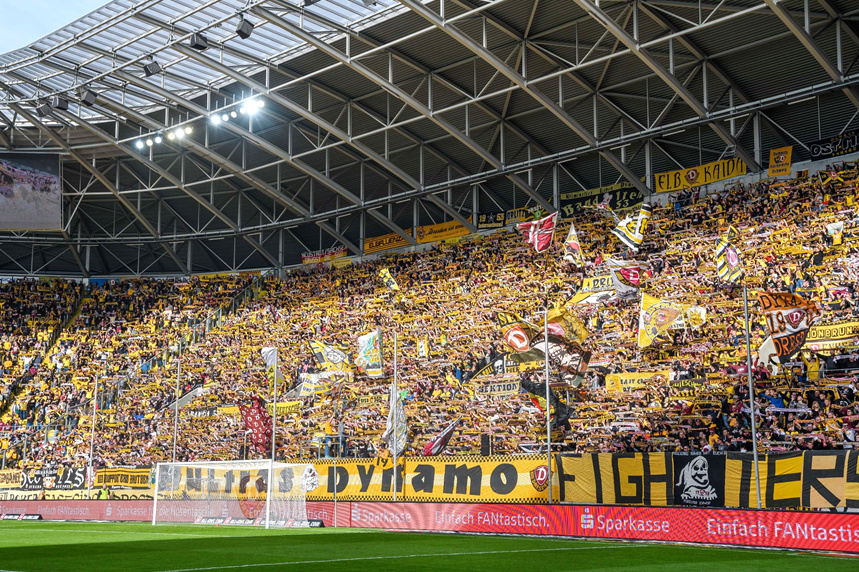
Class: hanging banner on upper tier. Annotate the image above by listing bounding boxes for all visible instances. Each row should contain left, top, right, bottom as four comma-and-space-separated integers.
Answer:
476, 211, 506, 230
808, 130, 859, 160
768, 146, 793, 178
301, 246, 348, 265
364, 218, 472, 254
559, 182, 644, 218
654, 157, 746, 193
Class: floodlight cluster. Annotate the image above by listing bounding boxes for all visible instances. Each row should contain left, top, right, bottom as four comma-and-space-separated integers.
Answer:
134, 126, 193, 150
210, 98, 265, 125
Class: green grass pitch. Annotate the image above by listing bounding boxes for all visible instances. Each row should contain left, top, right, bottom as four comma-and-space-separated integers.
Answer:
0, 521, 856, 571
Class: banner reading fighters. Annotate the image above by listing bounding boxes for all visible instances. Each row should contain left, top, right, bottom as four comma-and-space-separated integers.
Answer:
555, 453, 674, 505
655, 157, 746, 193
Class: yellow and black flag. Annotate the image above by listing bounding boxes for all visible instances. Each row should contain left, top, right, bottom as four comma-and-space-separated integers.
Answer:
308, 340, 354, 372
715, 226, 743, 283
379, 267, 400, 291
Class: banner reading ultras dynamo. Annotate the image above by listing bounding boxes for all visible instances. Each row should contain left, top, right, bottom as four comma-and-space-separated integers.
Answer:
556, 451, 859, 509
655, 157, 746, 193
308, 455, 551, 503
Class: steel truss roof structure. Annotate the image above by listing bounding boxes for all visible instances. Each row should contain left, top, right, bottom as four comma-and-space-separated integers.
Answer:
1, 0, 858, 276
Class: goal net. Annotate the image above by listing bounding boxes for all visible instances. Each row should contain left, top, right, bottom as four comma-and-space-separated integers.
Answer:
151, 460, 317, 528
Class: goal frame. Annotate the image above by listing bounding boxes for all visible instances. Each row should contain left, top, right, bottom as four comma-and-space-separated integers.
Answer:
151, 459, 309, 529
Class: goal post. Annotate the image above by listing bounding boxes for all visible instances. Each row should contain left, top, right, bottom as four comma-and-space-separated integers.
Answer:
151, 459, 318, 528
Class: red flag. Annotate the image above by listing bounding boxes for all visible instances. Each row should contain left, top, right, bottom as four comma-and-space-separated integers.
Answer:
423, 417, 461, 456
517, 212, 558, 253
238, 397, 272, 452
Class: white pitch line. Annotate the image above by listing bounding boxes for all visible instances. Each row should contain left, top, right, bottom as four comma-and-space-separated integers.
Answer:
153, 545, 635, 572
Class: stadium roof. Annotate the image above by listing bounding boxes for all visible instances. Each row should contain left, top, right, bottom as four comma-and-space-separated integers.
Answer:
0, 0, 858, 276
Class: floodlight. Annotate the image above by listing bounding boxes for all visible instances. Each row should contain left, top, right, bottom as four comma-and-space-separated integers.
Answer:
236, 17, 254, 40
143, 61, 163, 77
189, 32, 209, 51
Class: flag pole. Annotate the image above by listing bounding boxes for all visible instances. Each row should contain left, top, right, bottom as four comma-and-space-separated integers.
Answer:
392, 330, 398, 502
743, 284, 762, 509
173, 357, 180, 463
544, 306, 553, 504
271, 348, 278, 461
87, 374, 99, 499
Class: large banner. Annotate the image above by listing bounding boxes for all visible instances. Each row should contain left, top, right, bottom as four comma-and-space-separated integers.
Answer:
768, 146, 793, 177
808, 130, 859, 160
803, 320, 859, 351
20, 467, 87, 491
559, 182, 644, 218
557, 451, 859, 509
0, 153, 62, 230
364, 218, 472, 254
301, 246, 347, 265
654, 157, 746, 193
604, 370, 670, 393
94, 467, 153, 490
307, 456, 551, 503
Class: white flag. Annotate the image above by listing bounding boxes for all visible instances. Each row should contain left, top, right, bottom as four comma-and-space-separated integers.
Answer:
381, 388, 407, 456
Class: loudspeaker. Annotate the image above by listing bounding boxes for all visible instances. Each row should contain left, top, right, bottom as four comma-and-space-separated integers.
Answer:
35, 104, 51, 118
50, 97, 68, 111
480, 434, 491, 456
189, 32, 208, 51
79, 89, 97, 107
235, 18, 254, 40
143, 61, 163, 77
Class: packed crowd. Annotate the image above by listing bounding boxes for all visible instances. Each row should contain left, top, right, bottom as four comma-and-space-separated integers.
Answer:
0, 275, 254, 468
3, 164, 859, 471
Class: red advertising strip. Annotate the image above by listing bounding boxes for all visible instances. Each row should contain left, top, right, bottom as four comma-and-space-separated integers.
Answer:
349, 502, 859, 553
3, 499, 859, 553
0, 500, 152, 521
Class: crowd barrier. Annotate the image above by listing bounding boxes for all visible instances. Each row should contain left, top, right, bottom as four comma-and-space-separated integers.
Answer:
2, 498, 858, 553
2, 452, 858, 509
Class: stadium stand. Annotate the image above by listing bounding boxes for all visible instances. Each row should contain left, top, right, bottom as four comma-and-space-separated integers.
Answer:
3, 166, 859, 472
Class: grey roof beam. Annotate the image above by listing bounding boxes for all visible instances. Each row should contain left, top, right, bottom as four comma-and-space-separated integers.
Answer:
108, 70, 413, 246
316, 221, 361, 256
763, 0, 859, 110
4, 101, 188, 274
423, 193, 475, 230
572, 0, 762, 172
367, 209, 417, 245
48, 104, 281, 269
396, 0, 652, 196
171, 43, 427, 200
252, 6, 540, 219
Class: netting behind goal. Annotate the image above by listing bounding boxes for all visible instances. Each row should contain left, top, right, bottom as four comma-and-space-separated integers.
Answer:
152, 460, 316, 528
